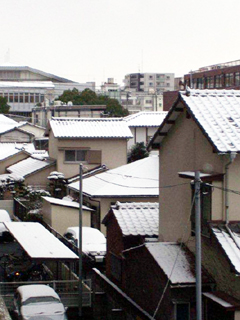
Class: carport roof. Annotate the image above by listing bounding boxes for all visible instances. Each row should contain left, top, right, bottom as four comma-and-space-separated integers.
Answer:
4, 222, 78, 260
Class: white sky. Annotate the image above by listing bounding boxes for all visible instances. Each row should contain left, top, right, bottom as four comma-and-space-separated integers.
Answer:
1, 0, 240, 87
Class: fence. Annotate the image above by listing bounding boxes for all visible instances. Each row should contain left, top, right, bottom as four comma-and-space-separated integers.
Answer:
0, 279, 91, 309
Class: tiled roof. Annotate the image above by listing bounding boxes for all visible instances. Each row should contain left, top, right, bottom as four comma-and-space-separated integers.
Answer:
111, 202, 159, 236
7, 157, 55, 178
68, 155, 159, 197
146, 242, 196, 284
48, 117, 133, 139
0, 143, 35, 161
124, 111, 167, 127
211, 225, 240, 274
150, 89, 240, 152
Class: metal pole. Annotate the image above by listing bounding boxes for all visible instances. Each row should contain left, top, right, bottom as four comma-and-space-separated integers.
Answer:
78, 164, 83, 318
195, 171, 202, 320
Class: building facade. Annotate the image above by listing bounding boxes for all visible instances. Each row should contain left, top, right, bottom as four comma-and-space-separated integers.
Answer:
184, 59, 240, 90
0, 65, 95, 116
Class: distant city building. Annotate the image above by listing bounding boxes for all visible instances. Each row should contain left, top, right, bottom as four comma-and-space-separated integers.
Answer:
0, 65, 95, 116
32, 103, 106, 128
99, 78, 121, 102
184, 59, 240, 89
123, 72, 174, 93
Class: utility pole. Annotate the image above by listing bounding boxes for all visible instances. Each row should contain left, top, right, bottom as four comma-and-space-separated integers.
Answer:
195, 171, 202, 320
78, 164, 83, 318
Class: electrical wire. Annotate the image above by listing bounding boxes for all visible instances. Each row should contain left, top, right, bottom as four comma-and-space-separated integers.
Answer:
203, 182, 240, 196
152, 187, 197, 319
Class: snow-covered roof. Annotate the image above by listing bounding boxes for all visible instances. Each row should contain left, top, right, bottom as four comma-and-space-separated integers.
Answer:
0, 114, 19, 134
212, 225, 240, 274
4, 222, 78, 260
0, 81, 54, 88
150, 89, 240, 153
42, 196, 93, 211
47, 117, 133, 139
30, 150, 49, 159
109, 202, 159, 236
0, 143, 35, 161
124, 111, 167, 127
7, 157, 55, 178
203, 291, 240, 310
68, 155, 159, 198
146, 242, 196, 284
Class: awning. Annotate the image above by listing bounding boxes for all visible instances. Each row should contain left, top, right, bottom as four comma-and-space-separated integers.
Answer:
178, 171, 224, 182
203, 292, 240, 311
4, 222, 78, 261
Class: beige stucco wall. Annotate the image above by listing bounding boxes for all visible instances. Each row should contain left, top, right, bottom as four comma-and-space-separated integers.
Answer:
48, 131, 128, 178
159, 104, 226, 242
0, 152, 29, 174
24, 165, 56, 189
42, 201, 91, 235
20, 124, 45, 138
0, 130, 32, 142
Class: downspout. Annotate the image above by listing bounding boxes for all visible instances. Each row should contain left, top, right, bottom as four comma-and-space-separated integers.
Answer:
225, 152, 237, 224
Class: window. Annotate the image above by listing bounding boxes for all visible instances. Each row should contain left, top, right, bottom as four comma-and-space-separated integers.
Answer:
235, 72, 240, 86
191, 183, 212, 236
64, 149, 101, 164
65, 150, 87, 162
175, 303, 190, 320
30, 93, 34, 103
225, 73, 234, 87
9, 93, 13, 103
14, 93, 18, 103
20, 93, 23, 103
25, 93, 29, 103
206, 77, 214, 89
149, 75, 153, 79
214, 74, 223, 88
35, 94, 40, 103
149, 82, 153, 86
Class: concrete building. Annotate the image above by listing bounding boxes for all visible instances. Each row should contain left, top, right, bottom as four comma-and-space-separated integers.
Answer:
0, 65, 95, 116
124, 72, 174, 93
99, 78, 121, 102
184, 59, 240, 90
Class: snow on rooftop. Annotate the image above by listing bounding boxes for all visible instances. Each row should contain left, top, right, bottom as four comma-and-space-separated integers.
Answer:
49, 117, 133, 139
146, 242, 196, 284
180, 89, 240, 153
0, 143, 35, 161
212, 226, 240, 274
68, 155, 159, 197
203, 292, 233, 308
7, 157, 55, 178
42, 196, 93, 211
111, 202, 159, 236
4, 222, 78, 260
0, 81, 55, 88
124, 111, 167, 127
0, 114, 19, 134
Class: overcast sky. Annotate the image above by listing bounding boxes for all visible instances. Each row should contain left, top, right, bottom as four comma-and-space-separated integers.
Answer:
1, 0, 240, 87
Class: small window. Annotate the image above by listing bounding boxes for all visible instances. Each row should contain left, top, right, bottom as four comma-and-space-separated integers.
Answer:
175, 303, 190, 320
76, 150, 87, 161
65, 150, 76, 162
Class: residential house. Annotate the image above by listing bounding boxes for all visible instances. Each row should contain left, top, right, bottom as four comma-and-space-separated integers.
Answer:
45, 117, 132, 179
41, 196, 93, 235
68, 155, 159, 234
94, 202, 214, 320
6, 155, 56, 189
0, 143, 35, 174
124, 111, 167, 150
149, 88, 240, 318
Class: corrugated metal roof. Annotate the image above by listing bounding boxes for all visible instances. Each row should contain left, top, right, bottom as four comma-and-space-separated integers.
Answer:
111, 202, 159, 236
124, 111, 167, 127
49, 117, 133, 139
0, 143, 35, 161
4, 222, 78, 260
7, 157, 55, 178
68, 155, 159, 197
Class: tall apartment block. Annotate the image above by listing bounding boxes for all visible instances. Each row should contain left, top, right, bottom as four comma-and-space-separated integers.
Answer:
124, 73, 174, 93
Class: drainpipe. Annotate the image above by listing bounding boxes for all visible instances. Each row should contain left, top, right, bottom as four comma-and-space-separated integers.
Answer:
225, 152, 237, 224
